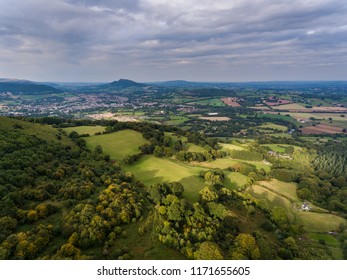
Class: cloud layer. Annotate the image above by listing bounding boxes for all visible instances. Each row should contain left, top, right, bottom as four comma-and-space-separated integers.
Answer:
0, 0, 346, 81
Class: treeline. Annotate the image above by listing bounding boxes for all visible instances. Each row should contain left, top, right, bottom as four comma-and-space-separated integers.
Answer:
264, 142, 347, 215
0, 121, 147, 259
149, 174, 330, 260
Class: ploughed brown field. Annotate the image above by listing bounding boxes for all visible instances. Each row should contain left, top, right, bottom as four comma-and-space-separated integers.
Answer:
301, 124, 345, 135
221, 97, 241, 107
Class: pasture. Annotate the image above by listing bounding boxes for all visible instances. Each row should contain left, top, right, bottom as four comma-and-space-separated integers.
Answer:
247, 180, 347, 235
262, 144, 302, 153
257, 180, 299, 202
63, 125, 105, 135
248, 184, 295, 221
84, 129, 148, 161
199, 116, 231, 121
274, 103, 307, 110
195, 158, 272, 172
125, 156, 206, 202
296, 212, 346, 232
188, 98, 226, 106
187, 143, 206, 152
219, 143, 246, 151
258, 123, 288, 132
226, 172, 249, 189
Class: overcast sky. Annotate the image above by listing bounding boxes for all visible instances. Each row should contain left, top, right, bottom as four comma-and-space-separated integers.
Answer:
0, 0, 347, 82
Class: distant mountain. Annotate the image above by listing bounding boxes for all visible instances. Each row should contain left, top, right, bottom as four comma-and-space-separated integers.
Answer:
0, 79, 61, 95
107, 79, 145, 88
76, 79, 148, 94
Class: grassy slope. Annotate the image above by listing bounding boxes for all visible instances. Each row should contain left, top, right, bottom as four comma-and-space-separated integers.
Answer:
274, 103, 307, 110
195, 158, 272, 172
187, 143, 206, 152
63, 126, 105, 135
258, 123, 288, 131
257, 180, 298, 202
226, 172, 249, 189
124, 156, 206, 202
0, 116, 73, 145
220, 143, 246, 151
262, 144, 302, 153
247, 179, 347, 259
84, 129, 148, 161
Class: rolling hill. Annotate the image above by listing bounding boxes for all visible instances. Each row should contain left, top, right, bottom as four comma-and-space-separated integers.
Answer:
0, 79, 62, 95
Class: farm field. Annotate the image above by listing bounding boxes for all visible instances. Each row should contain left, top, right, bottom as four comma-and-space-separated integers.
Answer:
220, 97, 241, 107
308, 233, 343, 259
84, 129, 148, 161
290, 112, 347, 121
247, 180, 347, 234
164, 132, 188, 143
258, 122, 288, 132
257, 180, 299, 202
193, 157, 272, 172
164, 115, 189, 126
257, 113, 298, 124
124, 156, 206, 202
63, 125, 105, 135
199, 116, 231, 121
226, 172, 249, 189
249, 183, 294, 218
187, 143, 206, 152
273, 103, 307, 110
188, 98, 226, 106
321, 120, 347, 129
296, 212, 346, 232
220, 143, 246, 151
311, 106, 347, 112
301, 124, 344, 135
261, 144, 302, 153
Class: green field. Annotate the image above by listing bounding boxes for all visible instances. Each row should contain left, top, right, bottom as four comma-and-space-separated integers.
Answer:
188, 98, 226, 106
296, 212, 346, 232
308, 233, 343, 259
247, 180, 347, 240
196, 158, 271, 172
249, 184, 295, 221
164, 132, 188, 143
125, 156, 206, 202
257, 180, 299, 202
164, 116, 189, 126
220, 143, 246, 151
275, 103, 307, 110
226, 172, 249, 189
63, 126, 105, 135
290, 112, 347, 122
84, 129, 148, 161
187, 143, 206, 152
258, 123, 288, 132
262, 144, 302, 153
258, 113, 298, 124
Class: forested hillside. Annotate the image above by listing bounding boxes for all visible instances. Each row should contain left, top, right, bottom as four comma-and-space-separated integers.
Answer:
0, 117, 346, 260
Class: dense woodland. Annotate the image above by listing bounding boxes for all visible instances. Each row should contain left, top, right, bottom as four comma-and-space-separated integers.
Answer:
0, 116, 346, 259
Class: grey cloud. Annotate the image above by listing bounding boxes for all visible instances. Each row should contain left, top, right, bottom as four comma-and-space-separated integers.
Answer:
0, 0, 346, 81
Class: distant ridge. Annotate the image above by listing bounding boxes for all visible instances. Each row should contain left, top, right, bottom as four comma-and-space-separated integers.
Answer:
0, 79, 61, 95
